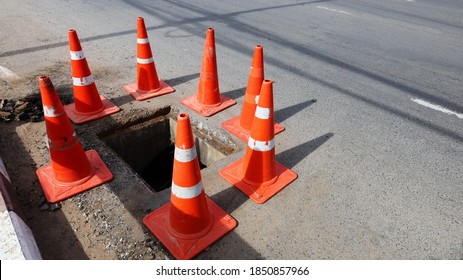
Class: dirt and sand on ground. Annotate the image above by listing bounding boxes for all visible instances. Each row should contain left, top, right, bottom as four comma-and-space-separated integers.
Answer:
0, 62, 173, 260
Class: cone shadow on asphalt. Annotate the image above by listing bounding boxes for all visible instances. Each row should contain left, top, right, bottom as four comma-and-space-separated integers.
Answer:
221, 87, 247, 101
207, 187, 264, 259
274, 99, 317, 123
211, 185, 249, 217
195, 232, 265, 259
276, 133, 334, 169
164, 72, 200, 87
201, 134, 334, 259
212, 134, 333, 214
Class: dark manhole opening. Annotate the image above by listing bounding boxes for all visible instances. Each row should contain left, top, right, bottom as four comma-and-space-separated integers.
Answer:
100, 111, 233, 192
140, 143, 207, 191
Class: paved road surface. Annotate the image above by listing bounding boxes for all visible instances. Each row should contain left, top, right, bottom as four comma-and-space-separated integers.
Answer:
1, 0, 462, 259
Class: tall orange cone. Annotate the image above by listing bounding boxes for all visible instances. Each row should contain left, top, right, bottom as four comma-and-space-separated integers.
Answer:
180, 28, 236, 117
36, 76, 113, 203
221, 45, 284, 142
220, 80, 297, 204
64, 29, 120, 124
143, 113, 237, 260
123, 17, 175, 101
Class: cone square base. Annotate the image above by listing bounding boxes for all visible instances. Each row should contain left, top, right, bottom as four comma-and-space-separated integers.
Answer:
219, 158, 297, 204
180, 94, 236, 117
64, 95, 120, 124
36, 150, 113, 203
143, 196, 237, 260
221, 116, 285, 143
123, 80, 175, 101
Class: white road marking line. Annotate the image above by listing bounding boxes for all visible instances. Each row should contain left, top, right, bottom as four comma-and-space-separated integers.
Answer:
317, 6, 352, 16
405, 0, 415, 3
0, 66, 20, 81
411, 98, 463, 119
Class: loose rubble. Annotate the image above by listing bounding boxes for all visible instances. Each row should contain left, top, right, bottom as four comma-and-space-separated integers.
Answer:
0, 95, 44, 122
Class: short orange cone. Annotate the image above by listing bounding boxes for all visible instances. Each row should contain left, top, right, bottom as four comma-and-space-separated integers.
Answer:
220, 80, 297, 204
123, 17, 175, 101
143, 113, 237, 260
64, 29, 120, 124
221, 45, 284, 142
180, 28, 236, 117
36, 76, 113, 203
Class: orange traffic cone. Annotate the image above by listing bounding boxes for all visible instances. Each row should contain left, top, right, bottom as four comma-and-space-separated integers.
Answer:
64, 29, 120, 124
143, 113, 237, 260
220, 79, 297, 204
123, 17, 175, 101
221, 45, 284, 142
36, 76, 113, 203
180, 28, 236, 117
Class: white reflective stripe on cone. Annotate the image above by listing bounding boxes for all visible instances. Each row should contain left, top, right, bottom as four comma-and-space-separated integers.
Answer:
43, 105, 64, 117
255, 106, 270, 119
255, 95, 260, 104
137, 38, 150, 44
248, 136, 275, 152
72, 75, 95, 86
70, 50, 85, 60
171, 181, 203, 199
174, 146, 197, 163
137, 57, 154, 64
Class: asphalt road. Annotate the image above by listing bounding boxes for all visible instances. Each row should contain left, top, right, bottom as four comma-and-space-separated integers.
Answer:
1, 0, 462, 259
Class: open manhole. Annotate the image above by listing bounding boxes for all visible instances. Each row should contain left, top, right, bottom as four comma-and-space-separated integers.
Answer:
99, 108, 237, 192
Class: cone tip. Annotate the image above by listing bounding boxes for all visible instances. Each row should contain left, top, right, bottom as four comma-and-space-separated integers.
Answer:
68, 29, 82, 51
178, 113, 189, 119
207, 27, 215, 36
38, 76, 60, 108
205, 28, 215, 47
68, 29, 78, 39
259, 80, 274, 103
252, 45, 264, 68
137, 17, 148, 38
38, 76, 52, 86
178, 113, 190, 124
176, 113, 194, 148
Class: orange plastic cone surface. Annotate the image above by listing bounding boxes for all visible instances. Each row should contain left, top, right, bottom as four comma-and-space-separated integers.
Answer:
123, 17, 175, 101
64, 29, 120, 124
220, 80, 297, 204
180, 28, 236, 117
221, 45, 284, 142
143, 113, 237, 259
36, 76, 113, 203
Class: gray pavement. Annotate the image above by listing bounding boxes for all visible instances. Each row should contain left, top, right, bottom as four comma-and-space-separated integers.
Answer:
1, 0, 462, 259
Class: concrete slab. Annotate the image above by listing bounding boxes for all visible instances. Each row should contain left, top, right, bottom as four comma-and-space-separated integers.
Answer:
0, 159, 41, 260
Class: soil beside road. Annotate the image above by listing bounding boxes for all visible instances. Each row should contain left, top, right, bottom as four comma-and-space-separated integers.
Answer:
0, 65, 172, 259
